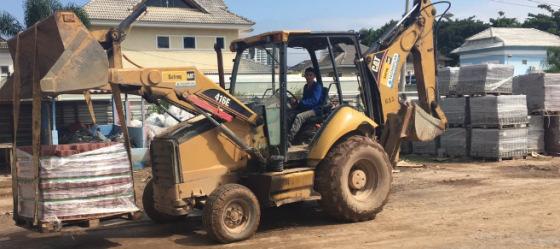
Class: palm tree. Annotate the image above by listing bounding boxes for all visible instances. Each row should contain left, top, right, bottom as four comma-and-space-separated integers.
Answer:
0, 11, 23, 40
24, 0, 90, 28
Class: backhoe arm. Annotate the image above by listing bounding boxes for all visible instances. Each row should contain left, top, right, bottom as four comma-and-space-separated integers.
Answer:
363, 0, 447, 164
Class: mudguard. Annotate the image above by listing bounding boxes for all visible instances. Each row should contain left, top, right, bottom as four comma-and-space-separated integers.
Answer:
308, 106, 378, 161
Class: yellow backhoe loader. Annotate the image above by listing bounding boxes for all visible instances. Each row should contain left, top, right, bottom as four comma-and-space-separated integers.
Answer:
8, 0, 448, 243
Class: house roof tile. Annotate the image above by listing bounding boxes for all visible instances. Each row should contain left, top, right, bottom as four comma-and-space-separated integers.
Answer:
452, 28, 560, 54
84, 0, 254, 26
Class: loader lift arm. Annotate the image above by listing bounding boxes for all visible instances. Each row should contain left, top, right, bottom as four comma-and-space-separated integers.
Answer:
362, 0, 449, 164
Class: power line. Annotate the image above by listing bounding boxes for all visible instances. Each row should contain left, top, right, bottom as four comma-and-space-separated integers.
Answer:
488, 0, 542, 9
525, 0, 560, 8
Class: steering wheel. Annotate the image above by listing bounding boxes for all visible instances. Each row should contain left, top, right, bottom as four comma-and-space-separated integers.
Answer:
273, 89, 298, 108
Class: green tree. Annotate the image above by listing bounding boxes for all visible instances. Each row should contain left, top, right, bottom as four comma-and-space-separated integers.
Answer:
490, 11, 521, 27
359, 20, 398, 47
546, 47, 560, 73
0, 11, 23, 40
436, 16, 489, 65
24, 0, 90, 28
522, 4, 560, 35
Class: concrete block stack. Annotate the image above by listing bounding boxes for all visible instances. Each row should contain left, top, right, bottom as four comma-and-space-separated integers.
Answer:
456, 64, 514, 95
528, 115, 545, 154
513, 73, 560, 112
411, 139, 438, 155
439, 97, 469, 157
469, 96, 528, 160
469, 95, 529, 127
441, 128, 468, 157
438, 67, 460, 96
470, 128, 528, 160
514, 73, 560, 155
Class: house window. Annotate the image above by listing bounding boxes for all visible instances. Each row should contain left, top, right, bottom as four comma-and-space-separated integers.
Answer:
157, 36, 170, 49
216, 37, 225, 49
522, 59, 528, 65
0, 66, 9, 76
183, 37, 196, 49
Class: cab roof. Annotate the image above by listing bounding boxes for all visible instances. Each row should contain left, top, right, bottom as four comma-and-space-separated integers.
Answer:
230, 30, 360, 52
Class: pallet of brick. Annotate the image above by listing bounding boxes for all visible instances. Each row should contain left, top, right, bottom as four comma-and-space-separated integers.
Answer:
528, 115, 545, 154
513, 73, 560, 113
15, 143, 139, 232
440, 97, 467, 126
470, 128, 528, 160
441, 128, 468, 157
438, 67, 460, 96
412, 140, 438, 155
456, 64, 514, 95
469, 95, 528, 128
401, 140, 412, 155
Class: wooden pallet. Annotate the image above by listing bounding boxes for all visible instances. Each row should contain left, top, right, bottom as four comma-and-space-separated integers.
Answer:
471, 155, 527, 162
467, 123, 528, 129
530, 111, 560, 116
469, 91, 514, 97
15, 211, 143, 233
448, 123, 467, 128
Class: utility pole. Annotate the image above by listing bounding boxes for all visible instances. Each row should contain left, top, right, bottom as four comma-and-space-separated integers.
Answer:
399, 0, 410, 94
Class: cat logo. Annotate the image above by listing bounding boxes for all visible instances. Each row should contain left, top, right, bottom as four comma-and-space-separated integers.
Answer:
371, 56, 381, 72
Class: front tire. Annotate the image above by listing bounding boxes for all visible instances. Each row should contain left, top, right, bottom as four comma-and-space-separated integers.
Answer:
203, 184, 261, 243
142, 179, 177, 223
316, 135, 392, 222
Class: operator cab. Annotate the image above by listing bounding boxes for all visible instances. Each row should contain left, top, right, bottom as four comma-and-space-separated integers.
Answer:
229, 31, 367, 163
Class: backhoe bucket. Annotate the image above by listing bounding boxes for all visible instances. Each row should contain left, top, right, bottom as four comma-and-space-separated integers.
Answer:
8, 11, 109, 96
407, 103, 446, 142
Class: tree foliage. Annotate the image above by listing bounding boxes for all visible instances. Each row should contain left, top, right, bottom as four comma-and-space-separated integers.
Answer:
0, 11, 23, 40
490, 11, 521, 27
436, 16, 489, 64
24, 0, 90, 28
546, 47, 560, 73
359, 20, 398, 47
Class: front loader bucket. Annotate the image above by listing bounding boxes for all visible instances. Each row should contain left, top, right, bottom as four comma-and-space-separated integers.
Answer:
407, 103, 446, 142
8, 11, 108, 95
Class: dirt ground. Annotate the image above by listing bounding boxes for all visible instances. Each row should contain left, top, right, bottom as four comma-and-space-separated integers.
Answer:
0, 156, 559, 249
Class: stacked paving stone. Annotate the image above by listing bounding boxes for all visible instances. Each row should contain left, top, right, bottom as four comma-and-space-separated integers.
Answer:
513, 73, 560, 113
411, 139, 438, 155
513, 73, 560, 155
439, 97, 469, 157
16, 143, 139, 222
469, 95, 529, 160
456, 64, 514, 95
469, 95, 529, 127
528, 115, 545, 154
441, 128, 468, 157
438, 67, 460, 96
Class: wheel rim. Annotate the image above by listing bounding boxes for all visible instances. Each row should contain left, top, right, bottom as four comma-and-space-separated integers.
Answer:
222, 200, 251, 234
347, 159, 379, 201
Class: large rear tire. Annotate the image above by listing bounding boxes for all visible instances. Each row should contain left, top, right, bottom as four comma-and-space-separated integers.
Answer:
203, 184, 261, 244
315, 135, 392, 222
142, 179, 177, 223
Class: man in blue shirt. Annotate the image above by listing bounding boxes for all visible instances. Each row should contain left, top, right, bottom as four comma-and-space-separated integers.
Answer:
288, 67, 324, 145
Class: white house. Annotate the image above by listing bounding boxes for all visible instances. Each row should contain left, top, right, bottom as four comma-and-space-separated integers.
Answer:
452, 27, 560, 75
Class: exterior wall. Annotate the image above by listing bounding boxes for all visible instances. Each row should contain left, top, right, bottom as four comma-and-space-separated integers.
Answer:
0, 48, 13, 76
89, 26, 240, 73
459, 47, 548, 76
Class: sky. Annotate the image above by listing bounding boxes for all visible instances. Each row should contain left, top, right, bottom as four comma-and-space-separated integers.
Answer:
1, 0, 559, 33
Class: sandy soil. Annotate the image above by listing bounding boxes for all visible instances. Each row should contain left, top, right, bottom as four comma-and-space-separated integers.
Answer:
0, 157, 559, 249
